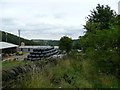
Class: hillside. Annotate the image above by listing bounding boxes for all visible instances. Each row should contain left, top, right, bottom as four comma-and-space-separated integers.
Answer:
1, 31, 59, 46
32, 39, 59, 46
1, 31, 39, 45
1, 30, 79, 46
32, 39, 79, 47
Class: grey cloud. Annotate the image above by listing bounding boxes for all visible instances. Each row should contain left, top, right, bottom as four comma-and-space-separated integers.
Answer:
1, 0, 117, 40
53, 13, 66, 19
2, 18, 16, 25
2, 16, 85, 40
20, 24, 84, 40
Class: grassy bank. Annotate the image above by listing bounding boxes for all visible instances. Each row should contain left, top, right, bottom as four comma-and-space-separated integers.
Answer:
13, 52, 120, 88
2, 60, 31, 70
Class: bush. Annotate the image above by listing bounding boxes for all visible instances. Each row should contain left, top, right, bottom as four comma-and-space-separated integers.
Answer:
16, 51, 23, 55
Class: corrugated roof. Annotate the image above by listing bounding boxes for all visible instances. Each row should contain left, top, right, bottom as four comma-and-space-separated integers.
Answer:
0, 42, 18, 49
19, 46, 52, 49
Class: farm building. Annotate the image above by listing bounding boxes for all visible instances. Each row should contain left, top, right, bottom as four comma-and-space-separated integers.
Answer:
0, 42, 18, 59
0, 42, 18, 53
18, 46, 54, 53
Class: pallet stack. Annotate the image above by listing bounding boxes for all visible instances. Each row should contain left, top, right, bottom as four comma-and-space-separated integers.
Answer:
27, 47, 58, 61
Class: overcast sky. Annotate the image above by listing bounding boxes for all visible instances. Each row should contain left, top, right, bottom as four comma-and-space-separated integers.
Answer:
0, 0, 119, 40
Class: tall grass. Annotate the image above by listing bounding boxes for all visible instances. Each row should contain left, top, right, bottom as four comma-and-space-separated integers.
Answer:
12, 52, 120, 88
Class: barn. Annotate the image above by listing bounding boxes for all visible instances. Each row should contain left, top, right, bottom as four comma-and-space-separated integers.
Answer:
0, 42, 18, 59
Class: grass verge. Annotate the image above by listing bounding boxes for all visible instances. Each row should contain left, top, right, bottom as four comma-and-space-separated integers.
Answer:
12, 52, 120, 88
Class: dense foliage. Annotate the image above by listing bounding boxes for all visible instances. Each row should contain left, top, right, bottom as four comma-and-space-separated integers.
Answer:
84, 4, 117, 31
59, 36, 73, 53
80, 4, 120, 79
72, 39, 81, 50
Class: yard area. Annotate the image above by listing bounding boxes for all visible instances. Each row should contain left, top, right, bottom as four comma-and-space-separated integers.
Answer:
2, 52, 29, 62
2, 52, 30, 71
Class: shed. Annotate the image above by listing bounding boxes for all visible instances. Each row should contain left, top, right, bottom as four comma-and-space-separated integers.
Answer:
0, 42, 18, 53
0, 42, 18, 59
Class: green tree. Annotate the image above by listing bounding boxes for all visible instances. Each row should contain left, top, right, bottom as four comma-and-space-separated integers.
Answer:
84, 4, 116, 31
79, 4, 120, 79
59, 36, 72, 53
73, 40, 81, 50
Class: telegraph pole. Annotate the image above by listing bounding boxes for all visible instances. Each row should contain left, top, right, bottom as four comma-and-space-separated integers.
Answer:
18, 29, 20, 46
